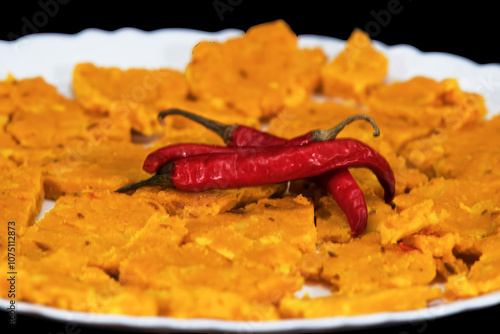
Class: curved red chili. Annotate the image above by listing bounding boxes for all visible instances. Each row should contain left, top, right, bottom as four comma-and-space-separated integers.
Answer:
117, 139, 396, 205
157, 109, 380, 146
146, 111, 380, 172
154, 109, 379, 236
142, 142, 369, 236
142, 144, 263, 174
312, 170, 368, 236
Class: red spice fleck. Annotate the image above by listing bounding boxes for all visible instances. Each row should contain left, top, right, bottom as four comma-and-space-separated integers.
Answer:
398, 243, 418, 251
89, 193, 100, 199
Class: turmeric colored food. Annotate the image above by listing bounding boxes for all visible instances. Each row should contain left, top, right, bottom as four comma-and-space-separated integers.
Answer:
4, 76, 131, 148
366, 76, 487, 129
185, 20, 326, 119
73, 62, 188, 135
1, 21, 499, 323
42, 142, 152, 199
132, 183, 286, 217
320, 29, 388, 102
0, 166, 44, 235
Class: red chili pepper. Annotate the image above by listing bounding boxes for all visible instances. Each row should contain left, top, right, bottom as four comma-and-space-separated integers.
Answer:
142, 142, 370, 236
312, 170, 368, 236
157, 109, 379, 147
116, 139, 396, 206
154, 109, 381, 236
146, 111, 380, 173
143, 144, 278, 174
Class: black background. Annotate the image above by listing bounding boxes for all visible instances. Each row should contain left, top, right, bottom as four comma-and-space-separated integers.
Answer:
1, 0, 499, 64
1, 0, 499, 333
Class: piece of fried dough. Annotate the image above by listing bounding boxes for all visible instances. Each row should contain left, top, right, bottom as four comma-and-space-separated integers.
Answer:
120, 242, 303, 316
0, 166, 44, 245
73, 63, 188, 135
41, 141, 151, 199
319, 233, 436, 293
3, 76, 131, 148
279, 285, 442, 318
445, 231, 500, 299
366, 76, 486, 130
394, 178, 500, 238
185, 20, 326, 119
184, 195, 316, 255
0, 250, 158, 315
321, 29, 388, 102
151, 285, 279, 320
403, 115, 500, 184
181, 196, 314, 274
20, 190, 166, 270
133, 183, 285, 218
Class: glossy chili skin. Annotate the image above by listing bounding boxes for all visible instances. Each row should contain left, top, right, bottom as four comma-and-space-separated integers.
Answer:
167, 139, 395, 204
143, 140, 369, 235
228, 127, 369, 236
143, 144, 272, 173
228, 126, 289, 146
143, 133, 314, 173
146, 119, 371, 236
151, 110, 381, 236
312, 170, 368, 236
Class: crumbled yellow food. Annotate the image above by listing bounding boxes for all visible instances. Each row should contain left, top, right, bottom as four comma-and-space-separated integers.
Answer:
132, 183, 286, 217
185, 20, 326, 119
279, 286, 442, 318
185, 196, 316, 254
394, 178, 500, 238
0, 76, 63, 115
0, 130, 17, 149
2, 76, 130, 148
0, 166, 44, 238
403, 115, 500, 184
321, 29, 388, 102
319, 233, 436, 293
2, 22, 499, 321
7, 109, 130, 148
0, 250, 159, 315
20, 190, 165, 270
445, 232, 500, 299
366, 76, 486, 129
314, 195, 352, 243
41, 142, 151, 199
73, 63, 188, 135
151, 286, 280, 320
378, 199, 449, 244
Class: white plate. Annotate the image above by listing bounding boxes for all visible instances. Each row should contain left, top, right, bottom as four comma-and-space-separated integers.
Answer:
1, 27, 500, 333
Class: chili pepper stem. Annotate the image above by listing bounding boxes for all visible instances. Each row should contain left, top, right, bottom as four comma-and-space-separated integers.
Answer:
157, 108, 237, 143
115, 163, 174, 193
159, 109, 380, 143
311, 114, 380, 141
